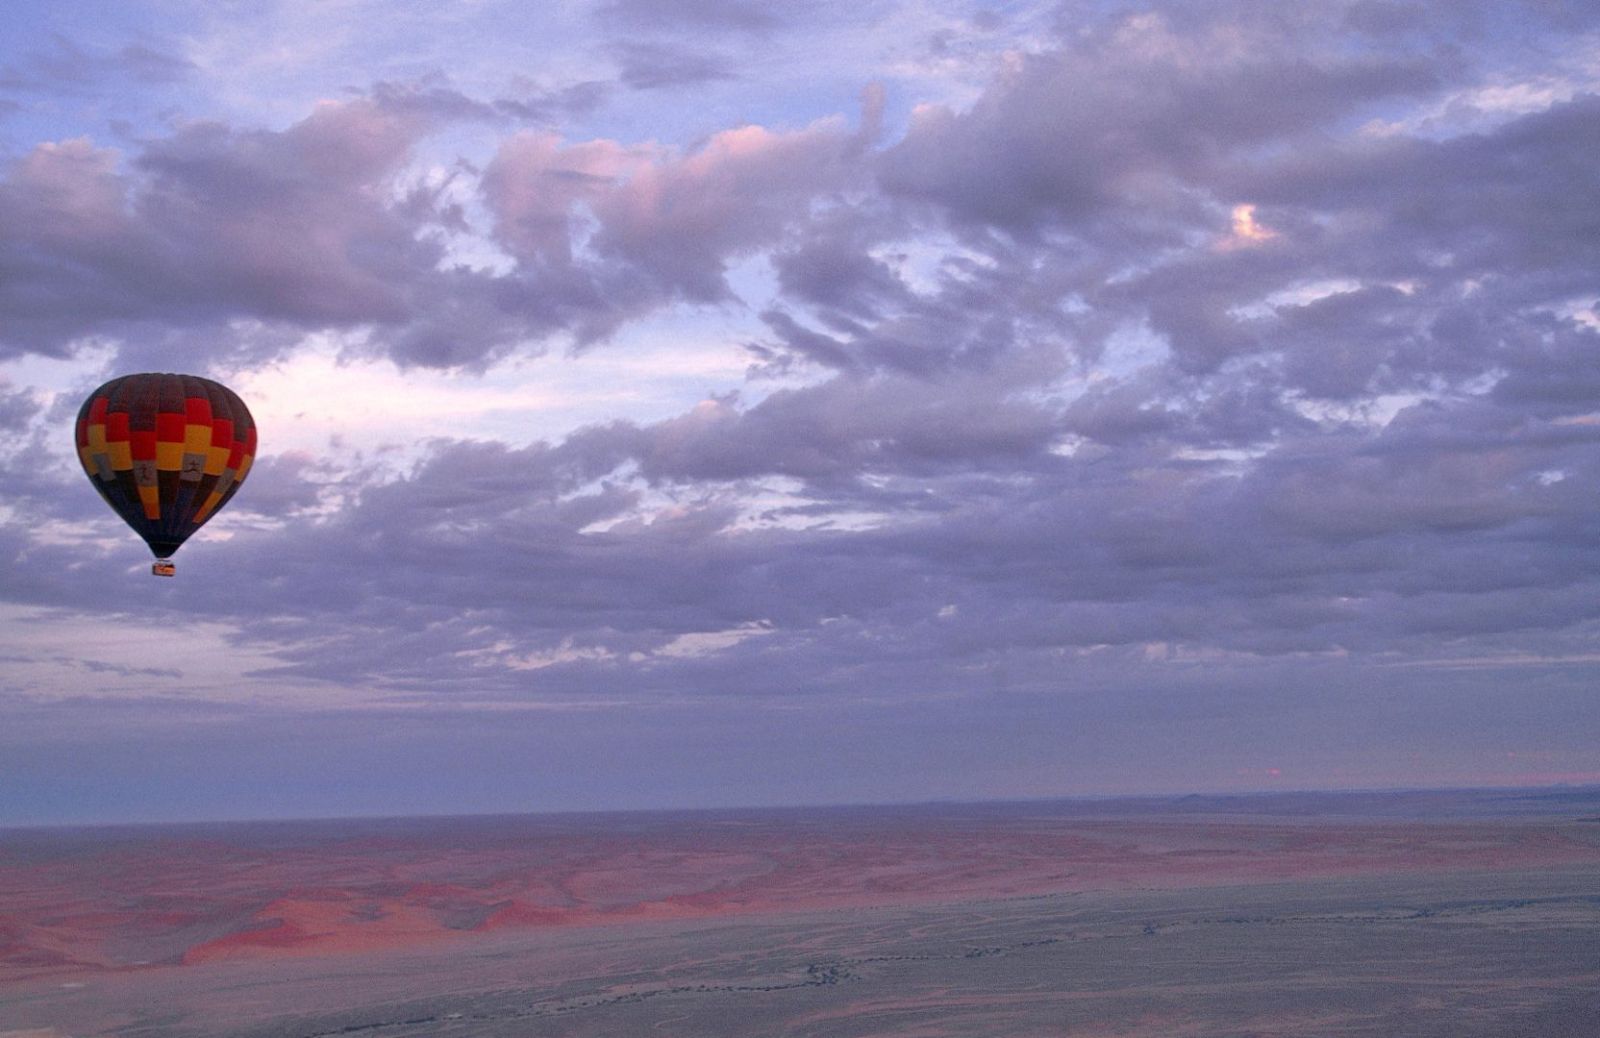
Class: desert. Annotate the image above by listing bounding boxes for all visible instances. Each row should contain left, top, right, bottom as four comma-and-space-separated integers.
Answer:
3, 787, 1598, 1036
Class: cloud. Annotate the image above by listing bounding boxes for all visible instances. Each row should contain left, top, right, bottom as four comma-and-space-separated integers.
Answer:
0, 380, 41, 430
481, 114, 868, 316
594, 0, 797, 34
0, 73, 881, 370
611, 42, 739, 90
0, 33, 194, 91
0, 96, 443, 361
878, 9, 1443, 233
4, 0, 1600, 817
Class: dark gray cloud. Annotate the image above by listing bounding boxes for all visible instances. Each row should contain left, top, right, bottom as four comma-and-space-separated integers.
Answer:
879, 12, 1443, 233
0, 33, 194, 91
594, 0, 798, 34
0, 76, 878, 368
612, 42, 738, 90
0, 380, 40, 429
18, 351, 1596, 698
481, 115, 869, 312
0, 95, 445, 361
493, 81, 613, 124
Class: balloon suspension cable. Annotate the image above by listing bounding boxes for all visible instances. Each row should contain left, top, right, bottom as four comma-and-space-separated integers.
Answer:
152, 560, 176, 577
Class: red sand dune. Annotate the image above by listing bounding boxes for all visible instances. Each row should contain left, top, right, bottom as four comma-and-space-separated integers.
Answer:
3, 795, 1599, 981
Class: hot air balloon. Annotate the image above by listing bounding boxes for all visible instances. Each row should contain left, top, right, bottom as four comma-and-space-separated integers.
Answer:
74, 373, 257, 576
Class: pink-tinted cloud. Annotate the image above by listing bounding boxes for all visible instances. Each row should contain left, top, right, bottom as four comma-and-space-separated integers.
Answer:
484, 116, 866, 305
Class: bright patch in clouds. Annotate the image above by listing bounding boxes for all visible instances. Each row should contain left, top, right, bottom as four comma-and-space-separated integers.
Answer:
1224, 204, 1275, 248
232, 317, 774, 460
651, 621, 775, 660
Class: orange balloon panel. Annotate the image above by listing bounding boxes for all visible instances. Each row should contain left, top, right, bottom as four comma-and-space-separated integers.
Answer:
75, 373, 257, 559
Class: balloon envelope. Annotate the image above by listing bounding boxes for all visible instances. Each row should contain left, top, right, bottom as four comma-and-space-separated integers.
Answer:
75, 373, 257, 559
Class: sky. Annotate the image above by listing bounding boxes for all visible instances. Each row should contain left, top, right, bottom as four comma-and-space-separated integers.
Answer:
2, 0, 1598, 826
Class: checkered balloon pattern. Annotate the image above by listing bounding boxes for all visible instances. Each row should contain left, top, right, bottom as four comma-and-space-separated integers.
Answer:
75, 373, 257, 560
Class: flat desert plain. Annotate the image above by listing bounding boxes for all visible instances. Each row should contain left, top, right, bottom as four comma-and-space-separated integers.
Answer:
2, 788, 1598, 1036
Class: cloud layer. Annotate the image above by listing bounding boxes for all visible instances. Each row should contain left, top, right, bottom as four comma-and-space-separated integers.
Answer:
2, 0, 1598, 822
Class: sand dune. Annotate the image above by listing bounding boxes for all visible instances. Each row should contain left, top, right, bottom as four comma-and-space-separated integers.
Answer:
3, 789, 1598, 979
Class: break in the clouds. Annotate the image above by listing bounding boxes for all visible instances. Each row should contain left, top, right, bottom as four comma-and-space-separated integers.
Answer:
2, 0, 1598, 824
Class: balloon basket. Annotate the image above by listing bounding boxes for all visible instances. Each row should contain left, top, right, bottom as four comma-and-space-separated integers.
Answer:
152, 561, 176, 577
